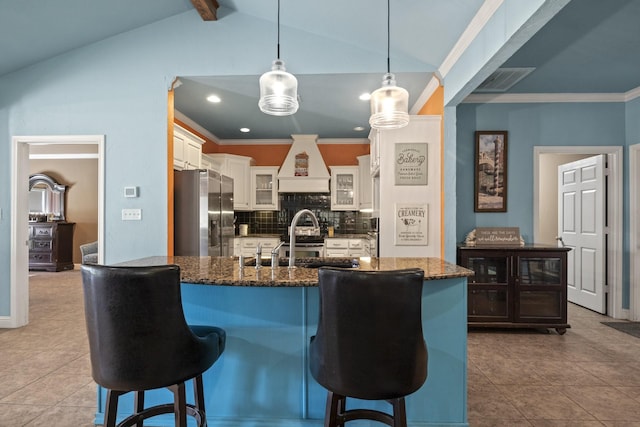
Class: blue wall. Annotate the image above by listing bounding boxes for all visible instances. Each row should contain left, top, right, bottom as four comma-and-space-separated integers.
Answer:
456, 101, 629, 306
0, 9, 429, 317
456, 102, 626, 242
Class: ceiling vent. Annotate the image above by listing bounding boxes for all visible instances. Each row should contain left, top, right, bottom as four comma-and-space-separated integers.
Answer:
474, 67, 535, 92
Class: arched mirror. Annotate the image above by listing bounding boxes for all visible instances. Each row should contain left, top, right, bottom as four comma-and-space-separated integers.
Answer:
28, 174, 67, 221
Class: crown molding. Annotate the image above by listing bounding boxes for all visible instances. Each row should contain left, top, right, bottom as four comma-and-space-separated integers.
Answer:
216, 137, 370, 146
463, 92, 627, 104
410, 75, 442, 114
174, 110, 220, 142
438, 0, 504, 78
625, 86, 640, 102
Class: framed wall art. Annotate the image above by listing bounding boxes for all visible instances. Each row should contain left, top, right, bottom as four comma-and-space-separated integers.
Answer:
394, 203, 428, 246
474, 131, 508, 212
394, 143, 428, 185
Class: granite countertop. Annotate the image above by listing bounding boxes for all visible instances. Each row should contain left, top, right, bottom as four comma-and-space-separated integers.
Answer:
235, 234, 282, 239
458, 244, 571, 251
117, 256, 473, 287
324, 234, 370, 239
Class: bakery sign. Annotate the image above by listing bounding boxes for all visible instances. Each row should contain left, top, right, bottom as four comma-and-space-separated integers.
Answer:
395, 203, 428, 246
395, 143, 428, 185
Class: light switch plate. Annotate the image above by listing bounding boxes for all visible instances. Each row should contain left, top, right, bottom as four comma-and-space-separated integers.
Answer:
124, 186, 138, 198
122, 208, 142, 220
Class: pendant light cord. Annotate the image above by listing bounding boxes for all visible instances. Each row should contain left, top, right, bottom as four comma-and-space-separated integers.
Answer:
386, 0, 390, 74
277, 0, 281, 60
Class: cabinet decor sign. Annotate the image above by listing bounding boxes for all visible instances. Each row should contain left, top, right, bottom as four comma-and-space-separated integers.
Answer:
475, 227, 521, 247
395, 203, 428, 246
395, 143, 427, 185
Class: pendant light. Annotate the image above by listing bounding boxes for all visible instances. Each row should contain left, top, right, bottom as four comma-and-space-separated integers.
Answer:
258, 0, 299, 116
369, 0, 409, 130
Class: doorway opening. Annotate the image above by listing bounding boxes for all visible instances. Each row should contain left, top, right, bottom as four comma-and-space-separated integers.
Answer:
533, 146, 623, 319
630, 144, 640, 321
6, 135, 104, 328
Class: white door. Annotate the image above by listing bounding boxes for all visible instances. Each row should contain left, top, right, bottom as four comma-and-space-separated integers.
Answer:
558, 155, 607, 313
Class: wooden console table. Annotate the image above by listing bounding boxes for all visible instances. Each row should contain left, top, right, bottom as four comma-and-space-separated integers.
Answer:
457, 245, 571, 334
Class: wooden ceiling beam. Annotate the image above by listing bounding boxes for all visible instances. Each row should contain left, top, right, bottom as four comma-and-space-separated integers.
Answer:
191, 0, 219, 21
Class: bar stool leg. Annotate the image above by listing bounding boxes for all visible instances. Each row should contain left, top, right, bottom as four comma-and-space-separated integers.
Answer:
170, 383, 188, 427
391, 397, 407, 427
134, 391, 145, 427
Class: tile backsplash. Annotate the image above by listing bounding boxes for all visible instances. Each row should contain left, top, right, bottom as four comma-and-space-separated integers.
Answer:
235, 193, 372, 236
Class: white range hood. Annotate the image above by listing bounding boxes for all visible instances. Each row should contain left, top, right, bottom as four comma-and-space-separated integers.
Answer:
278, 134, 330, 192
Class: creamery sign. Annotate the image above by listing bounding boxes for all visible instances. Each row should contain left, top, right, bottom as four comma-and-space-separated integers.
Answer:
395, 203, 428, 246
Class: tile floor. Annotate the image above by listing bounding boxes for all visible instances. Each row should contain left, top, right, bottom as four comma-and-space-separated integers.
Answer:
1, 270, 639, 426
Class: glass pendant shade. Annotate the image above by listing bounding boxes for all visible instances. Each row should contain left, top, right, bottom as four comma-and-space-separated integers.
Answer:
258, 59, 299, 116
369, 72, 409, 130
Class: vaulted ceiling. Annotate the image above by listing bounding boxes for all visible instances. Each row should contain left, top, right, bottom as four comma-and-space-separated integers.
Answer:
2, 0, 639, 140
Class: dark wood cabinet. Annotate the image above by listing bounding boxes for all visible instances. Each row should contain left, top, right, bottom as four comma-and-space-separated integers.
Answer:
29, 222, 75, 272
457, 245, 571, 334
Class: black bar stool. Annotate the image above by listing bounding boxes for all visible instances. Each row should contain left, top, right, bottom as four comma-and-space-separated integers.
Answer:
81, 264, 226, 427
309, 267, 428, 427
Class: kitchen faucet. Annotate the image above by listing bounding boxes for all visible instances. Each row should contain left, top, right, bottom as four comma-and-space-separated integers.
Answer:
271, 241, 285, 268
288, 209, 320, 268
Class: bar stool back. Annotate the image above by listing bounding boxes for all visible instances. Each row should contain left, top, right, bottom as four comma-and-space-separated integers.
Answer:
310, 267, 427, 427
81, 264, 225, 427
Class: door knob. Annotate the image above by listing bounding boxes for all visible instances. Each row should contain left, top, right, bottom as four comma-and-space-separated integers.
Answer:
555, 236, 564, 247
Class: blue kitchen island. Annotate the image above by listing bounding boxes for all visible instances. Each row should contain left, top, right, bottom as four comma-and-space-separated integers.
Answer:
100, 256, 472, 427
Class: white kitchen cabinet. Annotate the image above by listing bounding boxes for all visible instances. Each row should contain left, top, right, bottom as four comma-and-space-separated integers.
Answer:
201, 154, 221, 172
357, 154, 372, 212
173, 125, 204, 171
363, 239, 371, 257
324, 238, 366, 258
208, 153, 255, 211
250, 166, 279, 211
173, 132, 185, 170
236, 237, 281, 258
330, 166, 359, 211
369, 129, 380, 176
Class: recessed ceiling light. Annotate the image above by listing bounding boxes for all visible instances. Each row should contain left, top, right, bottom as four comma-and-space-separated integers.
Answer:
354, 126, 365, 131
359, 93, 371, 101
206, 94, 221, 103
240, 127, 250, 133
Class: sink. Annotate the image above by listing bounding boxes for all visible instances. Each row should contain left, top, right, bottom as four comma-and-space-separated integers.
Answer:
244, 257, 358, 269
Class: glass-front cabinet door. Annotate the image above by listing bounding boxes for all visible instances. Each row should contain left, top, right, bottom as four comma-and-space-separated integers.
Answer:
515, 253, 565, 322
330, 166, 358, 211
250, 166, 279, 211
462, 253, 511, 322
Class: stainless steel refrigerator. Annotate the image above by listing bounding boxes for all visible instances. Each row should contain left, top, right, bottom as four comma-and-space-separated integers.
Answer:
174, 169, 234, 257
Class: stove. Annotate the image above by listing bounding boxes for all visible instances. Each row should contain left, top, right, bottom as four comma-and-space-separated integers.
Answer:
281, 225, 326, 257
283, 225, 325, 243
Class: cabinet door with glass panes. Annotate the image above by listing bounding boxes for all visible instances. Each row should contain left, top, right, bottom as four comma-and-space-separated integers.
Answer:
250, 166, 279, 211
514, 252, 567, 324
458, 251, 512, 322
330, 166, 358, 211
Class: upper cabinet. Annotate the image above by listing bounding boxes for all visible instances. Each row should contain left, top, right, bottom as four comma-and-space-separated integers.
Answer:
201, 153, 221, 172
207, 153, 256, 211
369, 130, 380, 177
330, 166, 358, 211
357, 154, 372, 212
250, 166, 279, 211
173, 125, 204, 171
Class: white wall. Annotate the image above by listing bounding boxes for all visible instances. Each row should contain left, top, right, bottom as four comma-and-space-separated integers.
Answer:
378, 116, 441, 257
